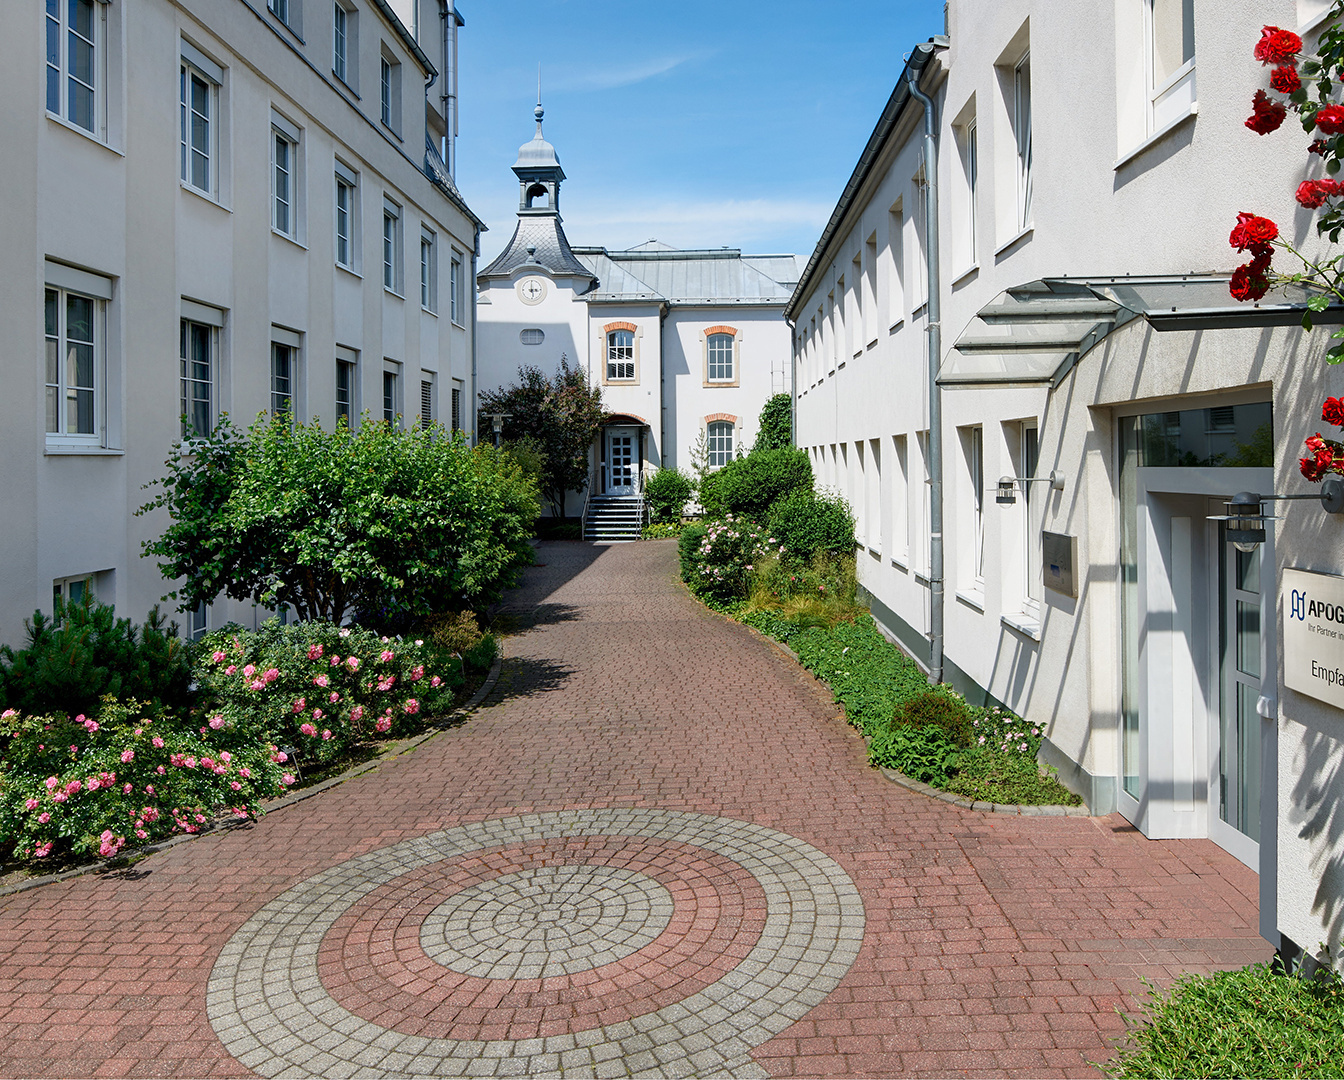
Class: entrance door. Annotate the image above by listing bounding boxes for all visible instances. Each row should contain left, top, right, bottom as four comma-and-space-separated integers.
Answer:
607, 430, 636, 494
1211, 534, 1262, 866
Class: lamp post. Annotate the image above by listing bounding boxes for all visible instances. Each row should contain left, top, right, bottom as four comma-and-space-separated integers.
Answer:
482, 412, 512, 449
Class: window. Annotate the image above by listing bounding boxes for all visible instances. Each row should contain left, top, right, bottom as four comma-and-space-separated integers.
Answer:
44, 286, 101, 441
867, 438, 882, 554
335, 177, 353, 267
954, 114, 978, 271
46, 0, 100, 133
382, 366, 399, 424
707, 332, 734, 382
420, 228, 437, 311
383, 199, 402, 293
707, 421, 734, 468
910, 173, 928, 310
1022, 423, 1041, 609
419, 376, 433, 426
1146, 0, 1195, 131
53, 574, 94, 613
267, 0, 297, 29
607, 329, 635, 380
333, 1, 348, 83
1014, 53, 1033, 231
887, 200, 905, 328
272, 128, 295, 235
966, 426, 985, 586
379, 51, 401, 133
863, 234, 878, 345
451, 381, 462, 432
335, 348, 357, 424
520, 328, 545, 345
271, 343, 294, 418
892, 434, 909, 563
189, 599, 210, 641
450, 252, 464, 324
179, 54, 218, 195
180, 319, 213, 439
850, 255, 862, 357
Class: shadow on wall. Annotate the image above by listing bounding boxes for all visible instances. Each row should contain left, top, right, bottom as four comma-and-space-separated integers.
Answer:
1288, 724, 1344, 954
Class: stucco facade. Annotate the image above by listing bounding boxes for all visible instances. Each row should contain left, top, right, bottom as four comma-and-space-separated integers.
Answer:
791, 0, 1344, 962
2, 0, 480, 646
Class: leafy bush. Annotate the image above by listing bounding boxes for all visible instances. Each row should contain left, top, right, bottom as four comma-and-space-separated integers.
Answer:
0, 599, 193, 719
944, 754, 1081, 805
1108, 959, 1344, 1079
422, 611, 484, 656
679, 517, 781, 602
767, 489, 856, 565
678, 523, 709, 581
698, 448, 812, 520
893, 690, 975, 748
641, 522, 683, 540
0, 701, 288, 861
869, 724, 962, 786
644, 468, 694, 523
195, 621, 463, 767
754, 393, 793, 452
140, 415, 539, 626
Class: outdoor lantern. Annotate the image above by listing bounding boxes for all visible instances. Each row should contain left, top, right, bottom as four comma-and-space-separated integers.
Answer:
483, 411, 512, 448
996, 477, 1017, 505
995, 470, 1066, 507
1210, 478, 1344, 553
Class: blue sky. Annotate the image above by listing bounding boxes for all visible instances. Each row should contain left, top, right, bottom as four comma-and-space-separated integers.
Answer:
454, 2, 946, 265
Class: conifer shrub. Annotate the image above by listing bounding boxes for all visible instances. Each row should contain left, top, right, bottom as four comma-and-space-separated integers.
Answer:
891, 690, 976, 748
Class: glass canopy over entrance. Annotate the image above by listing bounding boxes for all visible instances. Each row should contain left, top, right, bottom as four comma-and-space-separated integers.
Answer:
941, 275, 1344, 388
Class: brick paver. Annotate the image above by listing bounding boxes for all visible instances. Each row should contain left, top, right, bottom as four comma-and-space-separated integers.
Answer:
0, 541, 1269, 1078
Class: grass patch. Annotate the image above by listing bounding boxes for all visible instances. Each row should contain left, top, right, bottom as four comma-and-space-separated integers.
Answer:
944, 752, 1080, 805
1107, 960, 1344, 1079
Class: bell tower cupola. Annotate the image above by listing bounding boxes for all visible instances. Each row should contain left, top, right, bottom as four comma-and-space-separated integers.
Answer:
513, 101, 564, 216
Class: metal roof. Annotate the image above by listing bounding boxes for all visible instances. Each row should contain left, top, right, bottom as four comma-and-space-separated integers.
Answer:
478, 215, 595, 283
571, 245, 800, 305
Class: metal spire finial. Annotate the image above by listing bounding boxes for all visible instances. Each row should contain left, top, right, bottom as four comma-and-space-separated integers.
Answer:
535, 64, 544, 126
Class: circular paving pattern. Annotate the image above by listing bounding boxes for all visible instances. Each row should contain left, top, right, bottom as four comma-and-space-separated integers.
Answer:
207, 808, 865, 1078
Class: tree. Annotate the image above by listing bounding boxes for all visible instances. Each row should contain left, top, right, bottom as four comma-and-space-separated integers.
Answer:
138, 414, 539, 625
478, 358, 607, 517
755, 393, 793, 451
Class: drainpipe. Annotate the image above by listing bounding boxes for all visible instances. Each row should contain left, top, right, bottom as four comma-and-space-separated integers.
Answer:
471, 225, 480, 445
785, 316, 797, 447
907, 69, 944, 685
441, 0, 458, 176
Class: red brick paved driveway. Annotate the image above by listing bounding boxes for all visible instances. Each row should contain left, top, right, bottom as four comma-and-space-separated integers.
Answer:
0, 541, 1269, 1078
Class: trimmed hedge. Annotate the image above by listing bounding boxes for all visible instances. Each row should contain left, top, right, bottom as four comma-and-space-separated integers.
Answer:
698, 448, 812, 520
766, 489, 856, 564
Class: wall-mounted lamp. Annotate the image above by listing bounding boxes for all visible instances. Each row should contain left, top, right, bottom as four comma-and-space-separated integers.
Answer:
1208, 478, 1344, 553
482, 411, 513, 449
995, 471, 1066, 506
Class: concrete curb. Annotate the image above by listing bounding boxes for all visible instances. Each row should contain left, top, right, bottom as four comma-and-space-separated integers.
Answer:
0, 651, 506, 900
732, 609, 1092, 818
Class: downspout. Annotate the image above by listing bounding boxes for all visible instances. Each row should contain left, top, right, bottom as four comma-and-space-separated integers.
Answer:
441, 0, 458, 176
471, 225, 480, 445
785, 316, 797, 447
907, 69, 944, 685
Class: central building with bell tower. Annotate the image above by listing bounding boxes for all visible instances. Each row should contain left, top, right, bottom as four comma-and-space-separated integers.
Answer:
476, 105, 799, 537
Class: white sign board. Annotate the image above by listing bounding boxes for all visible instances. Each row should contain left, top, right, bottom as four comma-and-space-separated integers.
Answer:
1284, 567, 1344, 710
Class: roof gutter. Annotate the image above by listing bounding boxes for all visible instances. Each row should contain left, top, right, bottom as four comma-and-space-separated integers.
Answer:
368, 0, 438, 78
784, 38, 946, 322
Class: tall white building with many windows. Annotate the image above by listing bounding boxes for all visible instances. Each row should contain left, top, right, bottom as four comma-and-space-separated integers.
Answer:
2, 0, 480, 642
792, 0, 1344, 963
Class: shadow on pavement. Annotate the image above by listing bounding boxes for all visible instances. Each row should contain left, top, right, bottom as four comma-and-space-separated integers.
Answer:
483, 655, 574, 706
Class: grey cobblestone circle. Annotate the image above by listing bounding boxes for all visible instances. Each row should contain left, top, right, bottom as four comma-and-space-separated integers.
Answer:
207, 808, 865, 1078
420, 865, 674, 979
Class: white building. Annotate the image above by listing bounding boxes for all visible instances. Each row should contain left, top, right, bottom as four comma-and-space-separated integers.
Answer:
791, 0, 1344, 964
476, 107, 797, 536
1, 0, 481, 644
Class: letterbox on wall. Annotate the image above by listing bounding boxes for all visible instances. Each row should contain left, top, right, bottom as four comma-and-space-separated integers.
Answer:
1043, 532, 1078, 598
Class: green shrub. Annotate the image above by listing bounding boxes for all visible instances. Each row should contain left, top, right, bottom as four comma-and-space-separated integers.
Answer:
754, 393, 793, 452
679, 517, 777, 603
644, 468, 694, 523
869, 724, 962, 786
944, 753, 1081, 805
1108, 959, 1344, 1079
641, 522, 683, 540
140, 415, 539, 628
698, 448, 812, 520
422, 611, 484, 656
0, 700, 288, 861
678, 523, 709, 582
893, 690, 975, 748
767, 489, 856, 564
0, 598, 194, 719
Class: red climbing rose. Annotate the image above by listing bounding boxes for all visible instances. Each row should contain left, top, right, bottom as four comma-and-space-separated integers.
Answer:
1254, 26, 1303, 66
1270, 65, 1302, 94
1323, 397, 1344, 426
1229, 212, 1279, 252
1316, 104, 1344, 134
1246, 89, 1287, 134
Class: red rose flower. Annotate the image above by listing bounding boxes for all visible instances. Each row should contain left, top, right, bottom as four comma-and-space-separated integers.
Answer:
1307, 433, 1328, 452
1230, 262, 1271, 303
1270, 65, 1303, 94
1324, 399, 1344, 427
1317, 104, 1344, 134
1303, 456, 1322, 481
1255, 26, 1303, 66
1310, 139, 1329, 156
1246, 89, 1287, 134
1229, 212, 1279, 251
1298, 180, 1331, 208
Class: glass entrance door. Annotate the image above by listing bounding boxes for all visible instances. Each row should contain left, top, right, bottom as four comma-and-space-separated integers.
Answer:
1216, 534, 1262, 852
607, 432, 635, 494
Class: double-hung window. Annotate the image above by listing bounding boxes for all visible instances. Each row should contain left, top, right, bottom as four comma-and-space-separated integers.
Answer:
334, 161, 358, 270
420, 227, 437, 312
379, 50, 401, 134
382, 362, 400, 424
335, 347, 357, 425
272, 116, 301, 237
1013, 53, 1033, 231
450, 252, 464, 324
180, 319, 213, 439
46, 0, 100, 134
44, 285, 101, 442
271, 340, 296, 420
707, 421, 734, 468
333, 2, 348, 83
607, 330, 634, 380
707, 332, 734, 382
382, 199, 402, 293
180, 45, 222, 197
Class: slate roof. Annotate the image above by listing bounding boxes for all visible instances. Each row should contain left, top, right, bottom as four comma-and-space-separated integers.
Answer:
478, 215, 597, 285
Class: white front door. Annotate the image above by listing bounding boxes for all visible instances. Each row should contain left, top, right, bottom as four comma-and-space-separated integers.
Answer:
607, 430, 636, 494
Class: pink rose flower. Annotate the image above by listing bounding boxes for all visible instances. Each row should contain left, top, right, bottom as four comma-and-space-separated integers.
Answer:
242, 664, 256, 678
52, 792, 67, 803
225, 665, 237, 676
34, 842, 53, 858
152, 736, 164, 748
24, 798, 38, 811
263, 668, 280, 684
292, 697, 306, 713
38, 812, 51, 824
209, 715, 224, 730
346, 656, 360, 671
321, 729, 331, 740
375, 717, 391, 733
282, 773, 295, 785
403, 699, 419, 715
211, 650, 227, 663
300, 723, 317, 737
380, 650, 395, 663
308, 644, 323, 660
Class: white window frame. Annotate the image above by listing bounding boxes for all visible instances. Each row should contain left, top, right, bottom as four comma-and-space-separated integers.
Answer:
53, 574, 95, 613
180, 317, 215, 440
450, 252, 464, 325
380, 49, 401, 135
382, 198, 403, 294
46, 0, 105, 136
607, 329, 635, 381
707, 332, 735, 382
382, 361, 401, 425
1145, 0, 1196, 133
179, 50, 220, 198
420, 226, 437, 312
1013, 52, 1033, 232
270, 337, 298, 421
909, 174, 928, 312
707, 421, 734, 468
44, 283, 104, 445
955, 116, 978, 273
271, 118, 301, 238
1022, 421, 1042, 613
333, 0, 349, 84
891, 434, 909, 566
334, 160, 359, 271
335, 346, 358, 426
969, 426, 985, 587
887, 200, 905, 330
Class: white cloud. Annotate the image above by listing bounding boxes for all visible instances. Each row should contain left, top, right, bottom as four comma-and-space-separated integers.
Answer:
548, 54, 698, 92
561, 195, 832, 252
